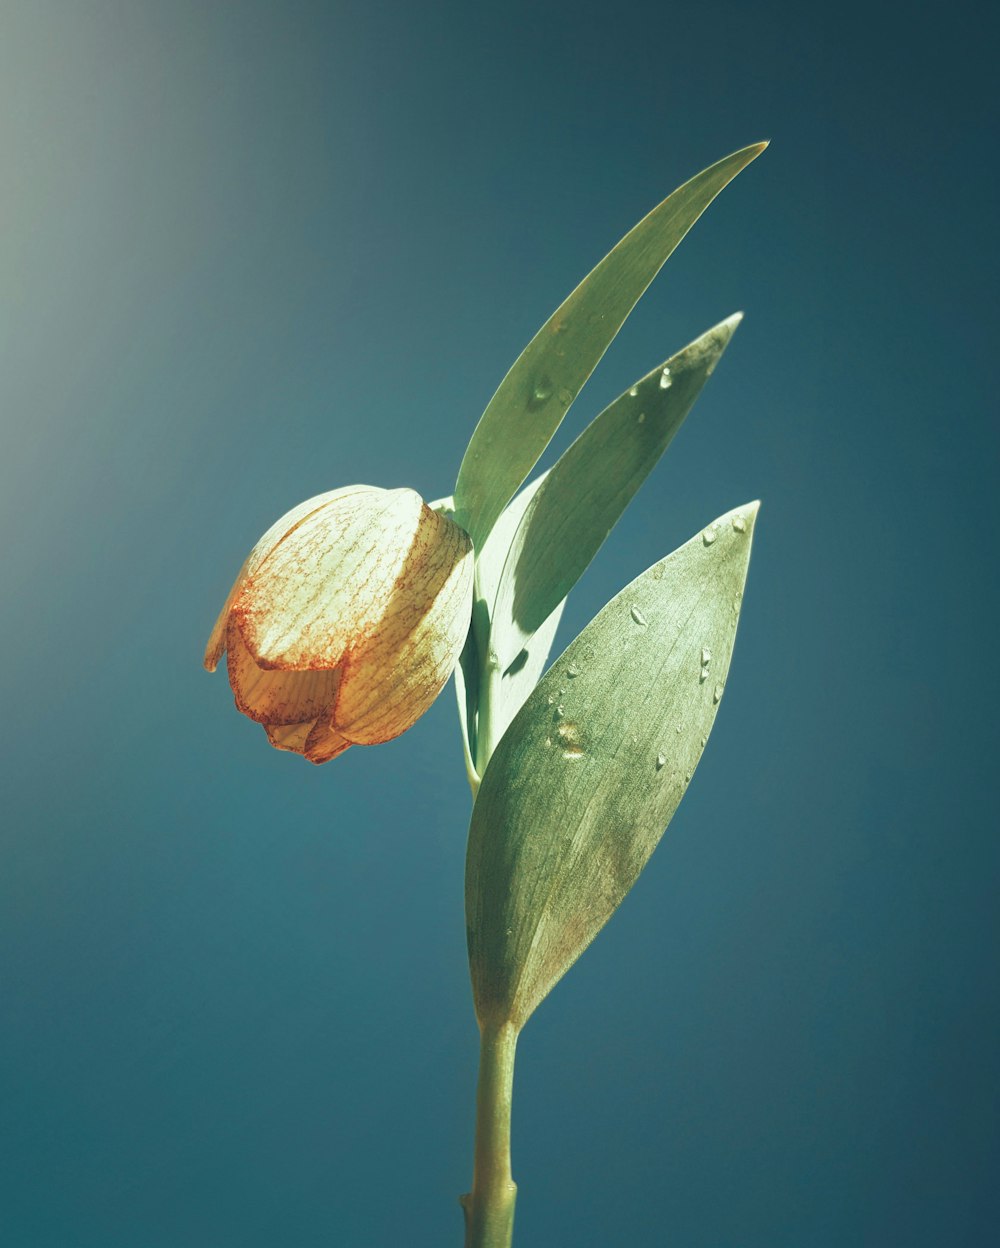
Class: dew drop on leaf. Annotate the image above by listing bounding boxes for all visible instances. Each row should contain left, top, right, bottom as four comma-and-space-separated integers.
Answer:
659, 367, 672, 389
556, 721, 585, 760
731, 513, 747, 533
702, 526, 718, 546
630, 605, 648, 627
530, 377, 553, 406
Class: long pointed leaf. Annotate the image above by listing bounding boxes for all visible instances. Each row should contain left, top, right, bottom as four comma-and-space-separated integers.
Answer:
466, 501, 760, 1030
489, 314, 742, 671
453, 143, 766, 549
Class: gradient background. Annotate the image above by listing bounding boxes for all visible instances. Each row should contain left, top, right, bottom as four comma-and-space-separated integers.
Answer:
2, 2, 996, 1245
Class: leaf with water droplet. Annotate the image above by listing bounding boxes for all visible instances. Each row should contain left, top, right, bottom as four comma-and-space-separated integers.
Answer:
486, 315, 743, 671
466, 501, 760, 1029
452, 143, 767, 550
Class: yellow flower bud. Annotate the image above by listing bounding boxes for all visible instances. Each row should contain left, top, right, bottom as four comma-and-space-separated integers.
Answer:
204, 485, 474, 764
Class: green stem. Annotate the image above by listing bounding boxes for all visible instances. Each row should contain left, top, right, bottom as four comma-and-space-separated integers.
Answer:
474, 656, 501, 776
461, 1022, 519, 1248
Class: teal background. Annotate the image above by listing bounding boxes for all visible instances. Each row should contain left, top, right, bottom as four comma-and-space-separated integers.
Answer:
2, 2, 996, 1245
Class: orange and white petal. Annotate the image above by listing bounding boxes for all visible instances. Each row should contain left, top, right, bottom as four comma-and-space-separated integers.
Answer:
334, 505, 474, 744
203, 485, 371, 671
236, 487, 427, 671
303, 719, 352, 764
227, 620, 340, 725
264, 721, 317, 753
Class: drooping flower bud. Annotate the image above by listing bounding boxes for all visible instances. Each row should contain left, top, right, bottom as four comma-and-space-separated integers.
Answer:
204, 486, 474, 763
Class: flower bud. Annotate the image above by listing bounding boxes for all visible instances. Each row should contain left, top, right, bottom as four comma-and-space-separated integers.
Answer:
204, 486, 474, 763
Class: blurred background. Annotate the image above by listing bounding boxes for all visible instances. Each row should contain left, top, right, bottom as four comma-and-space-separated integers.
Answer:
1, 2, 996, 1245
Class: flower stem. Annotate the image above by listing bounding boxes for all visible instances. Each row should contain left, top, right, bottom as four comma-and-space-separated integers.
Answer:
474, 658, 501, 776
461, 1022, 519, 1248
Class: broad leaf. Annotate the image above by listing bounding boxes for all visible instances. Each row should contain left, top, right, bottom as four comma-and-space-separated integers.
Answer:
489, 314, 742, 672
466, 502, 759, 1030
453, 143, 766, 550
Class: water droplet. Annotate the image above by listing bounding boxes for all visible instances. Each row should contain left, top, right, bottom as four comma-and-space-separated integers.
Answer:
567, 663, 582, 677
557, 721, 585, 760
656, 753, 666, 770
699, 668, 709, 684
684, 773, 692, 784
700, 736, 707, 748
701, 646, 712, 665
530, 377, 553, 406
637, 411, 646, 423
544, 736, 552, 748
702, 526, 717, 546
659, 367, 672, 389
630, 605, 648, 627
713, 684, 724, 704
558, 387, 573, 406
675, 724, 683, 734
546, 694, 555, 705
731, 513, 746, 533
554, 704, 565, 719
628, 384, 639, 397
505, 927, 513, 936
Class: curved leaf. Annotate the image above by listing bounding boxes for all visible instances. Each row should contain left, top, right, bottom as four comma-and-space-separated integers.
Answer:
456, 473, 554, 780
490, 314, 742, 671
466, 502, 760, 1030
453, 143, 766, 550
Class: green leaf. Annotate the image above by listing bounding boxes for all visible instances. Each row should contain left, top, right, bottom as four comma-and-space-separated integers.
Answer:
489, 597, 566, 760
466, 501, 760, 1030
455, 473, 559, 780
453, 143, 767, 551
489, 314, 742, 672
